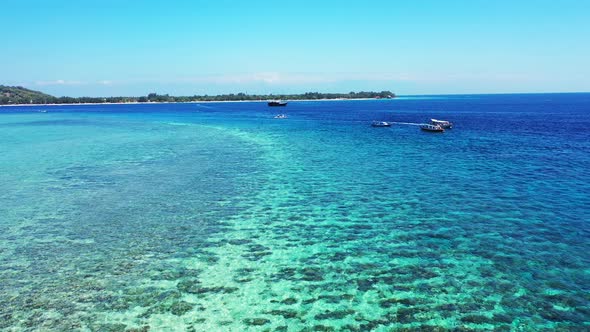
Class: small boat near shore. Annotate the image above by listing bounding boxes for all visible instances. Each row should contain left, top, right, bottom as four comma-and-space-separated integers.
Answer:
268, 100, 287, 107
371, 121, 391, 127
430, 119, 452, 129
274, 114, 288, 119
420, 124, 444, 132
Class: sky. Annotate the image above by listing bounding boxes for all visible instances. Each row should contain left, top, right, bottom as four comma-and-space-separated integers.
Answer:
1, 0, 589, 96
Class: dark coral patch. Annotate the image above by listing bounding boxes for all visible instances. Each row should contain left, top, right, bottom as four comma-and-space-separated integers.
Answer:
243, 318, 270, 326
317, 294, 354, 303
493, 313, 514, 324
176, 279, 202, 293
460, 314, 494, 324
280, 297, 298, 305
267, 310, 298, 319
227, 239, 252, 245
170, 301, 194, 316
395, 307, 423, 323
356, 279, 378, 291
379, 297, 418, 308
314, 309, 355, 320
301, 267, 324, 281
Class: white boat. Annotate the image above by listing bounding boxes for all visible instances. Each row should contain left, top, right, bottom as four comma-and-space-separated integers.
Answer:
274, 114, 288, 119
430, 119, 452, 129
371, 121, 391, 127
420, 124, 444, 132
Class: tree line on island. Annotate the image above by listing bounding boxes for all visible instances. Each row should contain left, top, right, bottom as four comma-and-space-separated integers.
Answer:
1, 85, 395, 105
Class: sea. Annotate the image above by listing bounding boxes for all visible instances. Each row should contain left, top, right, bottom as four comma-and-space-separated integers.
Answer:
1, 94, 589, 331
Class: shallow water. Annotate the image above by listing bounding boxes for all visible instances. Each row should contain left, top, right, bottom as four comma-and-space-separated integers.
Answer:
1, 94, 589, 331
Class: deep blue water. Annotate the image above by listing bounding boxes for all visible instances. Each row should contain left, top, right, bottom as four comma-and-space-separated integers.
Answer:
1, 94, 589, 331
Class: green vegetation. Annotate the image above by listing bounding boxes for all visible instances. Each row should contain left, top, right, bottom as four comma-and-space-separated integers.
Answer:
141, 91, 395, 102
0, 85, 55, 104
0, 85, 395, 105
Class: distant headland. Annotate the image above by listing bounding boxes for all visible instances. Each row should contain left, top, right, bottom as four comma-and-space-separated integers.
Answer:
0, 85, 395, 105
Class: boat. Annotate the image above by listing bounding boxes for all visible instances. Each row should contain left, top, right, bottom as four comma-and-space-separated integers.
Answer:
274, 114, 288, 119
268, 100, 287, 107
420, 124, 444, 132
371, 121, 391, 127
430, 119, 453, 129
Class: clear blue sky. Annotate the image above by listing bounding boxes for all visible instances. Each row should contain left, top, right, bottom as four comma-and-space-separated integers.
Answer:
2, 0, 589, 96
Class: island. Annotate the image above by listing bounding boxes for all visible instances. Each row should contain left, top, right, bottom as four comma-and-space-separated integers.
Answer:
0, 85, 395, 105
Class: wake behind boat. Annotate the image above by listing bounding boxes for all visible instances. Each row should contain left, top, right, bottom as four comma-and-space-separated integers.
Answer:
268, 100, 287, 107
371, 121, 391, 127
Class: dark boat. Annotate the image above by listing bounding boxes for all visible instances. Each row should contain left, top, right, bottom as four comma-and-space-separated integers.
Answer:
268, 100, 287, 107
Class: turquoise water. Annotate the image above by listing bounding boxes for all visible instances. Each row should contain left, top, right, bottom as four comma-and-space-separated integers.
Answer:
1, 95, 589, 331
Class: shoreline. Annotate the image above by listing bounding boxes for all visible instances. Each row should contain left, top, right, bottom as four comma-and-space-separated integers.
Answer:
4, 92, 586, 108
0, 98, 392, 107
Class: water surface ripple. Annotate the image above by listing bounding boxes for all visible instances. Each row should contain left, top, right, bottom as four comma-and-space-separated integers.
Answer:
1, 94, 589, 331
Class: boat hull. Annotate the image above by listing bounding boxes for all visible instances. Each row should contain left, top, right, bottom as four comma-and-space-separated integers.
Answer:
420, 124, 444, 132
268, 102, 287, 106
421, 127, 444, 132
